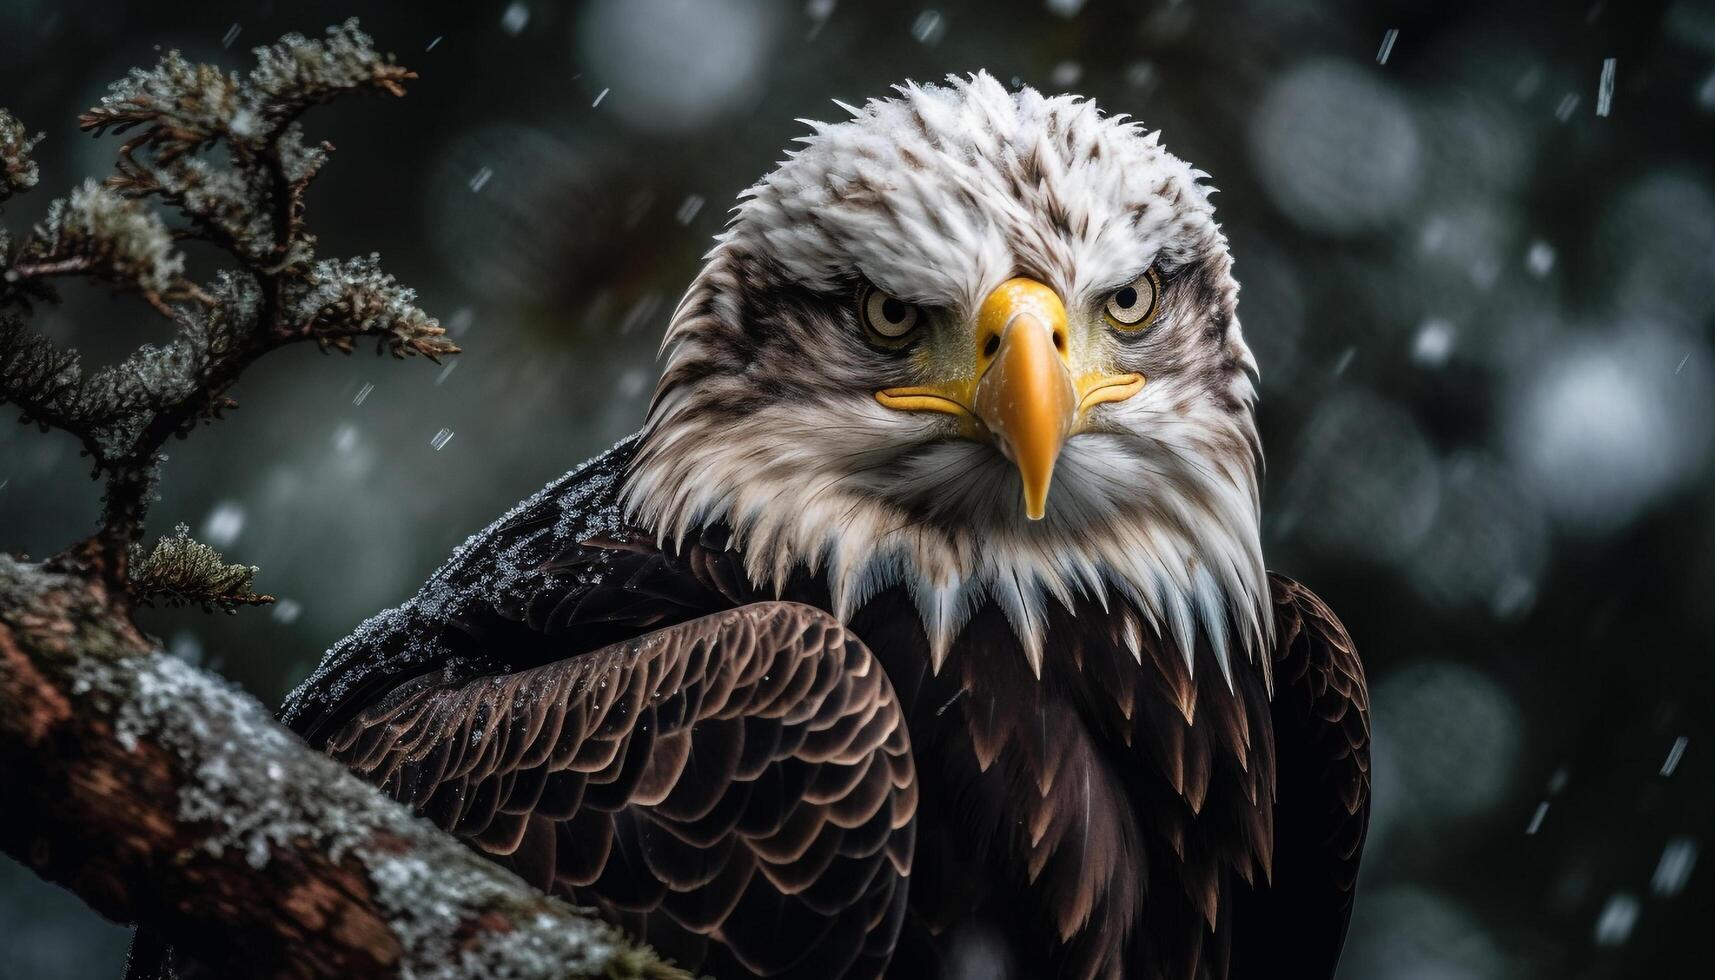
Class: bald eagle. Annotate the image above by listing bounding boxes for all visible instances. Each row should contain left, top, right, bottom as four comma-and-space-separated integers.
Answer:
282, 74, 1370, 980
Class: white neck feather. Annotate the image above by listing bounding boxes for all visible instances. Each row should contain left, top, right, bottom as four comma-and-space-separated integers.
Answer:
622, 388, 1270, 686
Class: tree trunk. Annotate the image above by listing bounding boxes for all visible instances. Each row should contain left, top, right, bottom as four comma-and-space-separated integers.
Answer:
0, 555, 683, 980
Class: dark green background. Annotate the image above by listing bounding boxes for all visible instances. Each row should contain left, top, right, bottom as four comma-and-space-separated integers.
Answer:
2, 1, 1712, 977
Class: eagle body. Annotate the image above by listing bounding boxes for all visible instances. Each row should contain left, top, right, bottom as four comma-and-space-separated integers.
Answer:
265, 73, 1372, 979
279, 436, 1367, 980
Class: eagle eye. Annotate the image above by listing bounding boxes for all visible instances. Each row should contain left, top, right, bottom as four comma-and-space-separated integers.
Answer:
860, 285, 921, 343
1104, 268, 1162, 329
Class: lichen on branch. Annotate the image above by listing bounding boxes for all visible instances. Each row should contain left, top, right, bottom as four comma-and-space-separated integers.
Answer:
129, 524, 273, 612
0, 557, 685, 979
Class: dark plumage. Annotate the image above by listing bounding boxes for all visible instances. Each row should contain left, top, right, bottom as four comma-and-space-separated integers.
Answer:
134, 73, 1377, 979
273, 436, 1367, 979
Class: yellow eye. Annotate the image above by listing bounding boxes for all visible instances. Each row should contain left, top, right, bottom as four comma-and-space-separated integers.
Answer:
861, 285, 921, 342
1104, 268, 1161, 329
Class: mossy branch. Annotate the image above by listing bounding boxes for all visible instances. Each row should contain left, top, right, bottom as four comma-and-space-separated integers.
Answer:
130, 524, 274, 612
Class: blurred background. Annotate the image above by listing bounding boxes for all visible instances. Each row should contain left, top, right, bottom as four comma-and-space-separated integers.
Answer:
2, 0, 1712, 976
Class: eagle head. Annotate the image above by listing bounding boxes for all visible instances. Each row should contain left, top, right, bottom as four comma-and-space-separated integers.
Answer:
623, 72, 1269, 679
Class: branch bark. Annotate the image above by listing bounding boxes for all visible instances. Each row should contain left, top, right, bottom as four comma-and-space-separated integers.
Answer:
0, 555, 685, 980
0, 23, 680, 977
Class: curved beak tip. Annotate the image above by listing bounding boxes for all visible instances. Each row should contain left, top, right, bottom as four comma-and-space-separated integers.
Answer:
1023, 485, 1051, 521
970, 283, 1078, 522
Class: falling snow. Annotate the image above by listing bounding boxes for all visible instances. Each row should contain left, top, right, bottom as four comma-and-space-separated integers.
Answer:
1412, 318, 1455, 367
912, 11, 945, 45
1526, 240, 1556, 277
1524, 801, 1549, 834
1593, 893, 1639, 947
5, 10, 1712, 975
1049, 62, 1082, 87
1651, 838, 1698, 897
1660, 735, 1688, 776
1376, 29, 1399, 65
201, 502, 246, 549
332, 424, 358, 453
1597, 58, 1616, 117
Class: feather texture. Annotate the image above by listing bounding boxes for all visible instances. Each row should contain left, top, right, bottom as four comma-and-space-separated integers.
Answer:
625, 72, 1270, 684
284, 437, 1369, 979
280, 69, 1372, 978
324, 603, 915, 980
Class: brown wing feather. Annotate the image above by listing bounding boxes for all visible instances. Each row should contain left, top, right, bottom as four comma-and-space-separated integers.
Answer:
325, 602, 916, 980
1231, 574, 1371, 979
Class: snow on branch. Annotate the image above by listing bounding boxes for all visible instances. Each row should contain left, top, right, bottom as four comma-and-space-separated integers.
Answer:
0, 19, 456, 571
0, 107, 41, 203
292, 256, 455, 357
16, 180, 205, 314
0, 22, 681, 979
0, 558, 685, 979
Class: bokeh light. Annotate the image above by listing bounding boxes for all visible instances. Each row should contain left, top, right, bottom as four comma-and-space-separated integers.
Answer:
1370, 661, 1523, 840
1503, 325, 1714, 533
1250, 61, 1423, 236
576, 0, 780, 135
1277, 389, 1440, 565
1341, 886, 1508, 980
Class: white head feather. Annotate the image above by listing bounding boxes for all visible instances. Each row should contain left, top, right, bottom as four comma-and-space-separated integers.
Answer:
624, 72, 1270, 685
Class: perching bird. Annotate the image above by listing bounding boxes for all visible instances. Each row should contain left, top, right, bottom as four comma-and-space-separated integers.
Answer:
280, 73, 1370, 980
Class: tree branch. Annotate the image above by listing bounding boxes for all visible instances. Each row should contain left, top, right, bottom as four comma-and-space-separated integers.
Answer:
0, 21, 456, 581
0, 556, 686, 980
0, 21, 684, 978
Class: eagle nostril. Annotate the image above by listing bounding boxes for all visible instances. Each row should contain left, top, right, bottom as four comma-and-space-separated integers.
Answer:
1052, 330, 1067, 354
983, 334, 1001, 359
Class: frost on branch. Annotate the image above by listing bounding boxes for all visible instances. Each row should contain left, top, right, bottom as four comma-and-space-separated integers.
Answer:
0, 314, 88, 434
0, 107, 40, 204
294, 256, 455, 358
83, 19, 410, 152
82, 19, 413, 268
245, 20, 415, 115
19, 181, 197, 312
129, 524, 273, 611
0, 18, 456, 566
0, 24, 676, 978
0, 556, 684, 979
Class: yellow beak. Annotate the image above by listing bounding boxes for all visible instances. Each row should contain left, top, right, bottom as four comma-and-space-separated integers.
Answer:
876, 278, 1144, 520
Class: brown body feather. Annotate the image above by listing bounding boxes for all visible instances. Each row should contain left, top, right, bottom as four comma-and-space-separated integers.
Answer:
130, 74, 1373, 980
279, 441, 1368, 979
326, 603, 916, 979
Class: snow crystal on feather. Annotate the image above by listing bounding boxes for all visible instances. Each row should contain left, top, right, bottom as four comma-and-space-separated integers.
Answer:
279, 434, 639, 731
